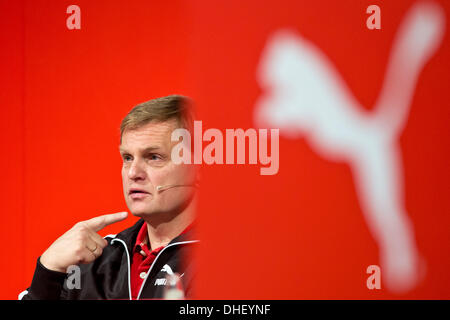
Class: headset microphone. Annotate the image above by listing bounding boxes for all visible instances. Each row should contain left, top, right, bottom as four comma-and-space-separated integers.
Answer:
156, 183, 198, 193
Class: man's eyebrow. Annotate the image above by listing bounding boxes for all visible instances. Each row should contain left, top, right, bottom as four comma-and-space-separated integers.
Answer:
119, 146, 162, 153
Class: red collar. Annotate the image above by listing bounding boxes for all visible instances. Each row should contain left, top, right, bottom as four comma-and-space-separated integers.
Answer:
133, 221, 195, 256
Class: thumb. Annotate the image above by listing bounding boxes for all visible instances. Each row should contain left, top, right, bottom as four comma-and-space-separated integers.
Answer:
85, 211, 128, 232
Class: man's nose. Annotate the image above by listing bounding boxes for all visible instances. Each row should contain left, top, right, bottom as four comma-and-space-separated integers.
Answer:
127, 159, 147, 180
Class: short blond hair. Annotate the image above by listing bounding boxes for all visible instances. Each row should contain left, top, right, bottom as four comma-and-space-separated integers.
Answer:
120, 94, 194, 143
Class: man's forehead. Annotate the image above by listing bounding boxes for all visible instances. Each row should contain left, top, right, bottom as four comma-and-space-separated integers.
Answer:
120, 119, 179, 151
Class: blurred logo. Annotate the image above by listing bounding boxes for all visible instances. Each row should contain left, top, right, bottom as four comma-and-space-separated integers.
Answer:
255, 1, 445, 293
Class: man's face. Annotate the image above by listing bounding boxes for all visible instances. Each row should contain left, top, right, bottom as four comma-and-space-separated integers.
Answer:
120, 119, 197, 218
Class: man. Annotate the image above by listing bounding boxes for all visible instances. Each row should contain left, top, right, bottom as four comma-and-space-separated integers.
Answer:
19, 95, 200, 300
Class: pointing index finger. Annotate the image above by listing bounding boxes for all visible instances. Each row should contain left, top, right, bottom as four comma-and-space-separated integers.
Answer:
85, 211, 128, 232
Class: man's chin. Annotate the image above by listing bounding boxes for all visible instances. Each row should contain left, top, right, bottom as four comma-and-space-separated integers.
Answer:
129, 205, 164, 218
126, 202, 149, 216
129, 209, 153, 218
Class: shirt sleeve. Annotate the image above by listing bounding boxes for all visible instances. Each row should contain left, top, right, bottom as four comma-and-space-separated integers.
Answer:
19, 257, 68, 300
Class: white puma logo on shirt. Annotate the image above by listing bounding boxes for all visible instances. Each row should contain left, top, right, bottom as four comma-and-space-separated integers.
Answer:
161, 264, 174, 275
154, 264, 184, 286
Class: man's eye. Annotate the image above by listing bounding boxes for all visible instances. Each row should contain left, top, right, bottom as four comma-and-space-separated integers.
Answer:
149, 154, 162, 161
123, 155, 132, 162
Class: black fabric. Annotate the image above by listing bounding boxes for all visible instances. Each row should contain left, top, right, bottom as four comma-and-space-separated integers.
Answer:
20, 219, 199, 300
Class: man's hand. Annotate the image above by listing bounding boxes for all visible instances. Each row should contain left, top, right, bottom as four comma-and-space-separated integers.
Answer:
40, 212, 128, 273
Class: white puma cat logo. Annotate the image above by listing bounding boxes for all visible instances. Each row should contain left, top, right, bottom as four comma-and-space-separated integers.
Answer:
155, 264, 184, 286
161, 264, 174, 275
254, 2, 445, 293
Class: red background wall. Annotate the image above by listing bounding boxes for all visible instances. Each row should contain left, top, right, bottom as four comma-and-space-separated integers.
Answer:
0, 0, 449, 299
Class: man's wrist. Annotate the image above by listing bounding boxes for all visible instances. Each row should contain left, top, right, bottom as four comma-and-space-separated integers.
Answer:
39, 253, 66, 273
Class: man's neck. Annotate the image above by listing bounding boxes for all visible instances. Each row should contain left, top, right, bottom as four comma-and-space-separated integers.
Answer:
144, 194, 197, 250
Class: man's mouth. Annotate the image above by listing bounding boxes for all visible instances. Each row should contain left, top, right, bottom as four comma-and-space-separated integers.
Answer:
128, 188, 151, 200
